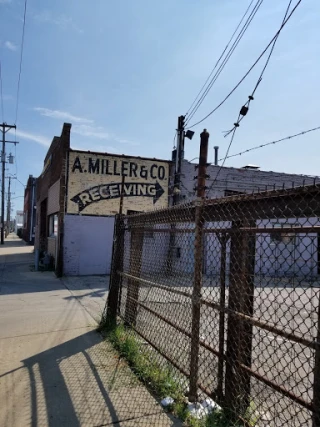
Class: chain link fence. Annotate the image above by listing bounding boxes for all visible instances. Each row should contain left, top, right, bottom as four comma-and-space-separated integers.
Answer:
106, 183, 320, 426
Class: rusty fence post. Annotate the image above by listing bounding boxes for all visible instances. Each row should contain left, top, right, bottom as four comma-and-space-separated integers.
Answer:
124, 220, 144, 326
216, 233, 228, 402
106, 214, 124, 323
189, 129, 209, 402
312, 295, 320, 427
225, 220, 255, 419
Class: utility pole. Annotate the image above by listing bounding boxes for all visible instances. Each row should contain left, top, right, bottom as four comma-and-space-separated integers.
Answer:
173, 115, 185, 205
6, 177, 11, 234
1, 123, 17, 244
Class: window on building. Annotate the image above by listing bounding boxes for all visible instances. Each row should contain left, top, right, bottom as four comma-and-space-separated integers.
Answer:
224, 189, 244, 197
48, 214, 58, 237
270, 224, 296, 247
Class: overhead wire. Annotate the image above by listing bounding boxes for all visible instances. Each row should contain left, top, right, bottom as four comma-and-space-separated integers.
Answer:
223, 0, 293, 138
15, 0, 27, 125
185, 0, 257, 118
0, 61, 4, 122
186, 0, 302, 130
205, 125, 320, 196
206, 127, 238, 196
205, 0, 299, 196
185, 0, 264, 125
219, 126, 320, 162
171, 126, 320, 199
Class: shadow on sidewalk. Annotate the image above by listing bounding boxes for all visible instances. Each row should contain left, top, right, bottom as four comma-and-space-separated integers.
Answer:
1, 330, 179, 426
1, 234, 31, 248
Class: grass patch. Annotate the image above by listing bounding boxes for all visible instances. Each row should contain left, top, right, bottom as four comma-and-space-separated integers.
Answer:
102, 323, 257, 427
107, 324, 184, 401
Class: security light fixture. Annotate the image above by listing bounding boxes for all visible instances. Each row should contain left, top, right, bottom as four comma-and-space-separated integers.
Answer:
185, 130, 195, 140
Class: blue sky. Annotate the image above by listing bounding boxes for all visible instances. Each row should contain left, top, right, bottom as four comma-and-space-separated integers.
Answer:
0, 0, 319, 212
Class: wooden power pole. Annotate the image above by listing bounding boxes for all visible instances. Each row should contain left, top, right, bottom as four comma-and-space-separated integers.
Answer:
1, 123, 17, 244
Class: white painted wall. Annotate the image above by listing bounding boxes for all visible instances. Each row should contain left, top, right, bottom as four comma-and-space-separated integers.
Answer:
168, 219, 319, 278
167, 161, 320, 278
63, 214, 115, 275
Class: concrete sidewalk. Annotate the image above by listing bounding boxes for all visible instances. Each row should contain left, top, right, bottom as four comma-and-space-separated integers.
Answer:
0, 234, 180, 426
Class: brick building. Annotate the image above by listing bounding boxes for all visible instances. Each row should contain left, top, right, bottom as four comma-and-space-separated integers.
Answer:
34, 123, 170, 276
23, 175, 37, 244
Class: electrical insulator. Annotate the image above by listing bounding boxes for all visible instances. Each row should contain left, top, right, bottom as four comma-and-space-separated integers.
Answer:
240, 105, 249, 116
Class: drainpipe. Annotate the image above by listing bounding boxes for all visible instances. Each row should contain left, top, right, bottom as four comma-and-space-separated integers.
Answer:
30, 179, 35, 244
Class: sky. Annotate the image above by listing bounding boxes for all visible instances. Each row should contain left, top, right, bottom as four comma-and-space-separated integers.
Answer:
0, 0, 319, 213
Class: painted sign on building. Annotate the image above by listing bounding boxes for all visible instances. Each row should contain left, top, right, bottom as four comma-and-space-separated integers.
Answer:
67, 151, 169, 215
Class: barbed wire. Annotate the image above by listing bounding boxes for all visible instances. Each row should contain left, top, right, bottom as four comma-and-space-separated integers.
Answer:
218, 126, 320, 162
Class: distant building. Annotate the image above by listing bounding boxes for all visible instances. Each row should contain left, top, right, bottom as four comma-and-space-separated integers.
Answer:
23, 175, 37, 244
167, 155, 320, 278
15, 210, 23, 234
34, 123, 170, 276
176, 157, 319, 202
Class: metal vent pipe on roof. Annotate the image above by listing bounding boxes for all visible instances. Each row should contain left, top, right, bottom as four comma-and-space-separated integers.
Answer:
214, 146, 219, 166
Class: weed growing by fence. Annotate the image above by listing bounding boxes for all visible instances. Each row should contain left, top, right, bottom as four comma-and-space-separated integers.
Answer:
102, 322, 240, 426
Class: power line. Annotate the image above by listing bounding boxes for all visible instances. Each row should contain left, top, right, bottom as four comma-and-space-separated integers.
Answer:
258, 0, 293, 82
206, 0, 297, 197
0, 61, 4, 122
185, 0, 263, 125
223, 0, 293, 138
185, 0, 256, 118
186, 0, 302, 130
219, 126, 320, 162
15, 0, 28, 125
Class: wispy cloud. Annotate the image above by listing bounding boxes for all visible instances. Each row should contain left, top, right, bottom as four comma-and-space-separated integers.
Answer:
34, 106, 140, 147
73, 124, 110, 140
73, 124, 140, 146
34, 107, 93, 124
33, 10, 83, 33
15, 130, 51, 147
4, 41, 17, 51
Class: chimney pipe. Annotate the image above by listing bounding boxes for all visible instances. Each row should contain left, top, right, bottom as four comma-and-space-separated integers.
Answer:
214, 146, 219, 166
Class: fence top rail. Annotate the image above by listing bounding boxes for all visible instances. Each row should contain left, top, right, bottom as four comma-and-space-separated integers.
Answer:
121, 183, 320, 225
